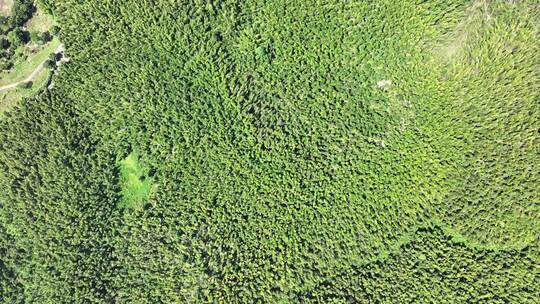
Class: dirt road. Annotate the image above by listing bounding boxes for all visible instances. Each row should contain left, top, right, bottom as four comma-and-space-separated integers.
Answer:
0, 44, 64, 93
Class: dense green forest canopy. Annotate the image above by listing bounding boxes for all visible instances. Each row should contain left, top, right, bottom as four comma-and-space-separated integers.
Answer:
0, 0, 539, 302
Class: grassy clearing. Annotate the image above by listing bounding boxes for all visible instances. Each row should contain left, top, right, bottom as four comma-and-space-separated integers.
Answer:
0, 0, 12, 16
0, 37, 59, 86
0, 65, 50, 117
118, 153, 153, 209
0, 68, 50, 115
0, 4, 58, 118
25, 7, 54, 32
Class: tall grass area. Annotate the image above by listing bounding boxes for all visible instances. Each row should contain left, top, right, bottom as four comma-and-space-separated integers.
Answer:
0, 0, 538, 302
118, 153, 153, 209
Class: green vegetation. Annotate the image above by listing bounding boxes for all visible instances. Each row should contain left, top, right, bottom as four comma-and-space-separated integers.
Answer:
118, 153, 153, 209
25, 7, 54, 33
0, 0, 59, 117
303, 224, 539, 303
0, 0, 538, 302
432, 2, 540, 250
0, 1, 13, 16
0, 37, 59, 85
6, 26, 22, 46
8, 0, 32, 28
0, 66, 49, 117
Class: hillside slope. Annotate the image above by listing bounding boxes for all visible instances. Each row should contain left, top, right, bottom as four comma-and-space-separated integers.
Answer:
0, 0, 538, 302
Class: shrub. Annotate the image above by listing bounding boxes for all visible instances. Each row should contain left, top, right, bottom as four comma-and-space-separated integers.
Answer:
37, 0, 55, 15
9, 0, 34, 28
0, 16, 8, 27
29, 31, 40, 43
48, 52, 57, 62
43, 59, 55, 69
50, 25, 60, 36
7, 28, 24, 49
40, 31, 52, 43
16, 81, 33, 89
0, 60, 13, 70
0, 36, 9, 49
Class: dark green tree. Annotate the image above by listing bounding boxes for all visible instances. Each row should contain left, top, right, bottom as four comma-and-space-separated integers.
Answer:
0, 36, 9, 49
40, 31, 52, 43
16, 81, 32, 89
9, 0, 34, 28
50, 25, 60, 36
0, 60, 13, 70
7, 28, 24, 49
43, 59, 55, 69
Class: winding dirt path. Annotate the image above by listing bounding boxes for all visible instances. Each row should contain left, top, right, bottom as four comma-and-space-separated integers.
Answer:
0, 44, 64, 93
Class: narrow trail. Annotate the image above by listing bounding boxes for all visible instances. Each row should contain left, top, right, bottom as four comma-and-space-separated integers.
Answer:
0, 44, 64, 93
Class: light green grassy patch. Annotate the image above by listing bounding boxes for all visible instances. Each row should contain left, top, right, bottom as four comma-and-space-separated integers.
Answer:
0, 37, 59, 86
25, 7, 55, 32
118, 152, 153, 209
0, 0, 12, 16
0, 65, 51, 118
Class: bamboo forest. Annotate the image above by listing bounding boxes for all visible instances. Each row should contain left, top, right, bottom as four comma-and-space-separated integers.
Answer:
0, 0, 539, 302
